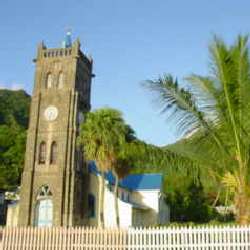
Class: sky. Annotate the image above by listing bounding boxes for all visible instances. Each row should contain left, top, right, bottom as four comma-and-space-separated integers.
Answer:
0, 0, 250, 146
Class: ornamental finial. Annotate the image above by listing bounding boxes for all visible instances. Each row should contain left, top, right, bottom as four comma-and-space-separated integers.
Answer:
62, 28, 72, 48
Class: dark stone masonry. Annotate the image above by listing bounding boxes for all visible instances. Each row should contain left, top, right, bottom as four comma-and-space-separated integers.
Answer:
18, 37, 93, 226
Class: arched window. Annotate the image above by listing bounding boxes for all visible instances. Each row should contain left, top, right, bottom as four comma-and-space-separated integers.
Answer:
46, 73, 53, 88
39, 141, 46, 164
50, 141, 57, 164
35, 185, 53, 227
58, 72, 64, 89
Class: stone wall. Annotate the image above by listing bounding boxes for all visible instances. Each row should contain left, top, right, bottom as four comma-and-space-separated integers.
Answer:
7, 202, 19, 227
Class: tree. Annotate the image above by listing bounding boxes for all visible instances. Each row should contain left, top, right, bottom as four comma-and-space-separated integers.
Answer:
112, 159, 131, 227
0, 89, 30, 128
112, 126, 137, 227
0, 89, 30, 190
145, 35, 250, 224
166, 178, 217, 223
78, 108, 129, 228
0, 121, 26, 189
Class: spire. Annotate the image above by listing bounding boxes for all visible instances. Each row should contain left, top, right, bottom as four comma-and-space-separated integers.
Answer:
62, 29, 72, 48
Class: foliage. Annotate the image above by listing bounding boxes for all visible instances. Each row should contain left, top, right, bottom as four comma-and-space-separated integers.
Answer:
78, 108, 130, 171
145, 35, 250, 224
166, 180, 217, 223
0, 89, 30, 190
0, 89, 30, 128
78, 108, 134, 227
163, 220, 236, 227
126, 139, 199, 178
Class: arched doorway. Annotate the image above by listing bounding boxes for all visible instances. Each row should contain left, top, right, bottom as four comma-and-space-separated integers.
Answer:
35, 185, 53, 227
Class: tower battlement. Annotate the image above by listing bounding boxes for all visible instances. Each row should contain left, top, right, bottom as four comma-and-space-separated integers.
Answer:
43, 47, 73, 58
36, 40, 93, 69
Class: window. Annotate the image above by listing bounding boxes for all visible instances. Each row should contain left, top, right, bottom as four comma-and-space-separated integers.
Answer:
39, 142, 46, 164
121, 191, 128, 202
58, 72, 64, 89
108, 184, 113, 192
0, 193, 4, 205
50, 141, 57, 164
121, 191, 125, 201
35, 185, 53, 227
46, 73, 53, 88
88, 194, 95, 218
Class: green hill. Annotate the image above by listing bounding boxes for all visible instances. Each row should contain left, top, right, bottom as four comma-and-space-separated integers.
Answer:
0, 89, 30, 128
0, 89, 30, 189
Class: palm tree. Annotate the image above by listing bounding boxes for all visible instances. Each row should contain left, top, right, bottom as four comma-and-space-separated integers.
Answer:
112, 159, 131, 227
145, 35, 250, 224
78, 108, 128, 228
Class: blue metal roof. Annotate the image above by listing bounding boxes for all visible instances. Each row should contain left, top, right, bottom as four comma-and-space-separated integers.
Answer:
120, 174, 162, 190
88, 161, 163, 191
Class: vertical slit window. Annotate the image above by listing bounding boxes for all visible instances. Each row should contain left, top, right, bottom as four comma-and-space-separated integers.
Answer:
58, 72, 64, 89
39, 142, 46, 164
50, 141, 57, 164
46, 73, 53, 89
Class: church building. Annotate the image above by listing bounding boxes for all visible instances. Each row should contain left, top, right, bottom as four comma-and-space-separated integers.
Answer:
18, 33, 93, 226
5, 34, 170, 228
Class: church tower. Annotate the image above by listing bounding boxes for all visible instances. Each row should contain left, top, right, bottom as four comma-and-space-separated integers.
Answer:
18, 33, 93, 226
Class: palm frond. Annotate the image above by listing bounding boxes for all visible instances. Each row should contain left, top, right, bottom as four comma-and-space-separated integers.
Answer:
145, 74, 229, 157
145, 74, 205, 136
209, 36, 247, 163
221, 171, 239, 193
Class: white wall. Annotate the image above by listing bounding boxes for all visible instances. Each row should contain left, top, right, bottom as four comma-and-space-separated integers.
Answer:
88, 173, 170, 228
104, 187, 132, 228
130, 190, 170, 226
88, 174, 133, 228
158, 196, 170, 224
130, 190, 159, 226
132, 190, 160, 210
6, 202, 19, 227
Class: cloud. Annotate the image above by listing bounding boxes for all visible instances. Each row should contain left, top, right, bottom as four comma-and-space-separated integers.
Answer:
11, 83, 25, 90
0, 82, 25, 91
0, 82, 6, 89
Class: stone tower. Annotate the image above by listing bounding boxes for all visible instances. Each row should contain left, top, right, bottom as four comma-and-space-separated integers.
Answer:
18, 34, 93, 226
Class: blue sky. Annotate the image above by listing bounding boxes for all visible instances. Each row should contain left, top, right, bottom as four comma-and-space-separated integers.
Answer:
0, 0, 249, 146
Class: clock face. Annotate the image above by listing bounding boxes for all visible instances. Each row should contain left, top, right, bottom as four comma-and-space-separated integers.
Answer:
44, 106, 58, 121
